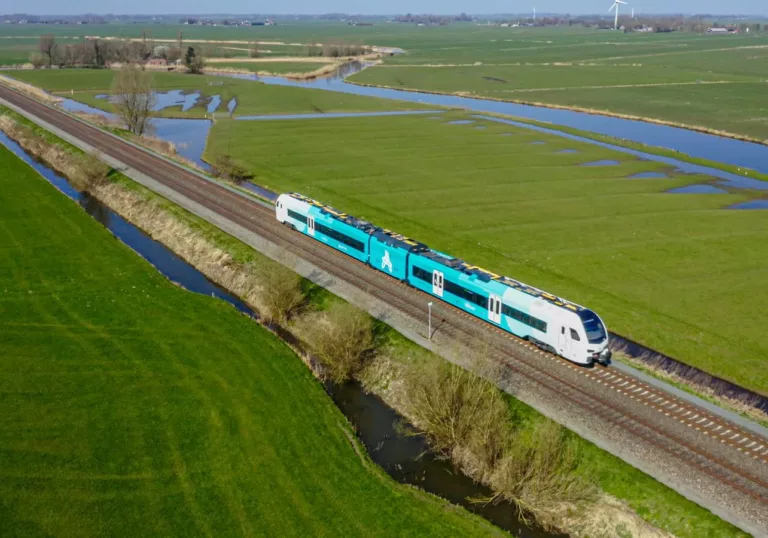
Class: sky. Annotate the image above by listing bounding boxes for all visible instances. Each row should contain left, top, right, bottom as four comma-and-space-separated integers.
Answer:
3, 1, 766, 16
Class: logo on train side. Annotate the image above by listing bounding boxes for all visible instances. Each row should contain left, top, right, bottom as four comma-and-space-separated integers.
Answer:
381, 250, 393, 273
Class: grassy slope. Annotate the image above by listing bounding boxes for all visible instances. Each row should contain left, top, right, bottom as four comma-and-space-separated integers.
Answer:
0, 144, 501, 537
7, 69, 431, 117
206, 112, 768, 395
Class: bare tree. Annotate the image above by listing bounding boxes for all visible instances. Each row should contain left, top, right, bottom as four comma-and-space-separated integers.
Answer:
39, 34, 56, 66
253, 262, 305, 323
111, 64, 155, 135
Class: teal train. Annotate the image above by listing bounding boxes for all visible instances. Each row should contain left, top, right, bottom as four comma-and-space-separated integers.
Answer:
276, 192, 611, 366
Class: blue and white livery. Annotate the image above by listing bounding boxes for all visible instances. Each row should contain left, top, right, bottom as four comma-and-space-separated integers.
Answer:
276, 193, 611, 365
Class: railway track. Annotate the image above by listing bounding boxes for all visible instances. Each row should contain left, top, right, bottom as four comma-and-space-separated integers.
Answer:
2, 84, 767, 533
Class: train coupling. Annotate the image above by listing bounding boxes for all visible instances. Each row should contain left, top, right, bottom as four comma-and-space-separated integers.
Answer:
592, 349, 612, 365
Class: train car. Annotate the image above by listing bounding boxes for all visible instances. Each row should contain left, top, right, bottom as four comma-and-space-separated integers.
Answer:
369, 229, 429, 281
276, 192, 611, 365
407, 248, 611, 365
275, 193, 375, 264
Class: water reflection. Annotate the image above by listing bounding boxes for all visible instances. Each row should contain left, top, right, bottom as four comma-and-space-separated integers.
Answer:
728, 199, 768, 209
207, 95, 222, 114
668, 184, 727, 194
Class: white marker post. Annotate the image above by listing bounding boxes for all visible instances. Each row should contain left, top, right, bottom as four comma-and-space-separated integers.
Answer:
428, 302, 433, 341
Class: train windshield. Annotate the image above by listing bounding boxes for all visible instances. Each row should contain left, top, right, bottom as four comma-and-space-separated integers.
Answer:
578, 310, 607, 344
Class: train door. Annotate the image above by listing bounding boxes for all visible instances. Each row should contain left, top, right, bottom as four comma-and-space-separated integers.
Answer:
432, 270, 444, 297
557, 326, 570, 358
276, 201, 287, 222
307, 216, 315, 237
488, 295, 501, 324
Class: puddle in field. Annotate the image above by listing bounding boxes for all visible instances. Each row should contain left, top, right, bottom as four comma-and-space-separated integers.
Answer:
476, 125, 487, 130
628, 172, 669, 179
227, 97, 237, 115
668, 184, 727, 194
448, 120, 475, 125
0, 129, 559, 538
57, 98, 212, 169
531, 141, 546, 145
557, 149, 579, 154
728, 199, 768, 209
581, 160, 620, 166
501, 132, 514, 136
207, 95, 222, 113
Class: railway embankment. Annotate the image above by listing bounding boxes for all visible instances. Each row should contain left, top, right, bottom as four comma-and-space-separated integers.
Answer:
0, 92, 763, 537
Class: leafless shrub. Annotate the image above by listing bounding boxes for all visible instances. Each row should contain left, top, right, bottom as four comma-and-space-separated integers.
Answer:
398, 355, 595, 529
212, 152, 251, 183
251, 261, 305, 324
489, 421, 597, 529
401, 360, 512, 474
29, 52, 46, 68
297, 303, 374, 383
111, 64, 155, 135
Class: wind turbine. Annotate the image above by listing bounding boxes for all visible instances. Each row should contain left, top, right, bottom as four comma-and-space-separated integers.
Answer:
608, 0, 627, 30
631, 7, 635, 18
533, 7, 536, 22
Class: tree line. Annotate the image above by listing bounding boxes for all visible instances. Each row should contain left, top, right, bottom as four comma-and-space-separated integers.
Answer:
31, 34, 206, 71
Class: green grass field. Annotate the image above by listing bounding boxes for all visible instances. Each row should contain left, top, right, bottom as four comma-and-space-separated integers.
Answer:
347, 28, 768, 141
7, 69, 432, 118
0, 142, 503, 537
206, 111, 768, 395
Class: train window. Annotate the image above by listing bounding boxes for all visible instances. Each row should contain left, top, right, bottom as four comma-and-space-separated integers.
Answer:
502, 304, 546, 331
314, 222, 365, 252
570, 329, 581, 341
412, 266, 431, 283
288, 209, 308, 224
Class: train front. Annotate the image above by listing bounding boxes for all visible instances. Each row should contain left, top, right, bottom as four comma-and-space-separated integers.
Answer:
578, 309, 612, 364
